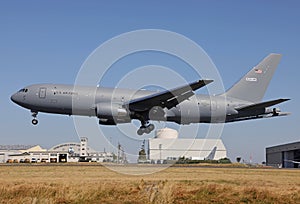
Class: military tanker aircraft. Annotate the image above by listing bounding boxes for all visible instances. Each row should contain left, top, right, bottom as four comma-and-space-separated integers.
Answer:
11, 53, 290, 135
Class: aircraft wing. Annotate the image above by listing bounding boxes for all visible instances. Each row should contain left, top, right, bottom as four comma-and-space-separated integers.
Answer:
127, 79, 213, 112
285, 160, 300, 164
235, 98, 290, 111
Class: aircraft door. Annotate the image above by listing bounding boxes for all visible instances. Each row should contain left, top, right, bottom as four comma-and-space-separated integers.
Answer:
39, 87, 46, 98
211, 100, 217, 111
210, 99, 226, 122
211, 99, 222, 122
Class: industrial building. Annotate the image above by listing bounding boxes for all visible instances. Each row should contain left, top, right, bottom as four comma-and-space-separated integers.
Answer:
2, 129, 227, 164
266, 141, 300, 168
147, 128, 227, 163
0, 137, 114, 163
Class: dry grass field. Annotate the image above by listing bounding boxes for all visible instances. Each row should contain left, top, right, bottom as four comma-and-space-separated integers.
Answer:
0, 164, 299, 204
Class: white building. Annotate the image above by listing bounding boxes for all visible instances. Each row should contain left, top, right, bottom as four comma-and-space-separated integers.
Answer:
0, 137, 113, 163
148, 128, 227, 161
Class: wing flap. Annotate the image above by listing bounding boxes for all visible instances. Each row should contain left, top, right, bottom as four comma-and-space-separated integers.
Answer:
165, 90, 194, 109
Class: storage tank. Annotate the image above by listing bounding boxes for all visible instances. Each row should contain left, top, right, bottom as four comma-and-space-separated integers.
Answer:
155, 128, 178, 139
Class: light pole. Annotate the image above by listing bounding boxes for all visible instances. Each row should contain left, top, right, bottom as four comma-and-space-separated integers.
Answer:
159, 144, 162, 162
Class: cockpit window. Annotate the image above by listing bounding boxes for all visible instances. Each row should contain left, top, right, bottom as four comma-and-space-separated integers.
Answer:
18, 88, 28, 93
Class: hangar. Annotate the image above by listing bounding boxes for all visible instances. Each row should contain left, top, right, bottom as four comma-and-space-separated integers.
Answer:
148, 128, 227, 163
266, 141, 300, 168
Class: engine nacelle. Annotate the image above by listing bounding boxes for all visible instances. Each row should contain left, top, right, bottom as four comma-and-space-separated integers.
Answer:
96, 103, 131, 125
149, 106, 166, 121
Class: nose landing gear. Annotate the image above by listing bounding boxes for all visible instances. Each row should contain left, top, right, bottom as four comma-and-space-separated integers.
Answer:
31, 111, 38, 125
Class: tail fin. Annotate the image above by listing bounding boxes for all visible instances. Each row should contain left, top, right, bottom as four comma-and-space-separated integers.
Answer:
225, 53, 282, 102
205, 146, 217, 160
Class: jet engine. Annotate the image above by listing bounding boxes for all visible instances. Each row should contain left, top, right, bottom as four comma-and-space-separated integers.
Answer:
149, 106, 166, 121
96, 103, 131, 125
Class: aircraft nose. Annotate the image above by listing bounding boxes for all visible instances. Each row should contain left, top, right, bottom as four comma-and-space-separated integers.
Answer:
10, 93, 18, 104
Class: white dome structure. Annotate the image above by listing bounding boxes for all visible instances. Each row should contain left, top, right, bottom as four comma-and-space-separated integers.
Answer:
155, 128, 178, 139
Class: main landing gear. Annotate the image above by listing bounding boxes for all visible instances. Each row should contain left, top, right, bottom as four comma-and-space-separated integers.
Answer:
31, 111, 38, 125
137, 122, 155, 135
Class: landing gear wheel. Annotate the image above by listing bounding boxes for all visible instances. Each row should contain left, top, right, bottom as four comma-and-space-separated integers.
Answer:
137, 128, 144, 135
144, 127, 151, 134
137, 123, 155, 135
32, 119, 38, 125
148, 124, 155, 131
31, 111, 39, 125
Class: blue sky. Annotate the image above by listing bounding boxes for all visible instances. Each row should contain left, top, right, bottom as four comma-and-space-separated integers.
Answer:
1, 1, 299, 163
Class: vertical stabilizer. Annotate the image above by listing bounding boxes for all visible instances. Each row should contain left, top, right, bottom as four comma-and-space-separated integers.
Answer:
205, 146, 217, 160
225, 53, 282, 102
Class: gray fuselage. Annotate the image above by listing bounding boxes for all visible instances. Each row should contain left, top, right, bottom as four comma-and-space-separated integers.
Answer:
10, 54, 290, 135
11, 83, 254, 125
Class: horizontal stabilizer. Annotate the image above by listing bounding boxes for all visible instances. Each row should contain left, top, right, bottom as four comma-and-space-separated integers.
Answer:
276, 112, 291, 117
227, 111, 291, 123
235, 98, 290, 111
